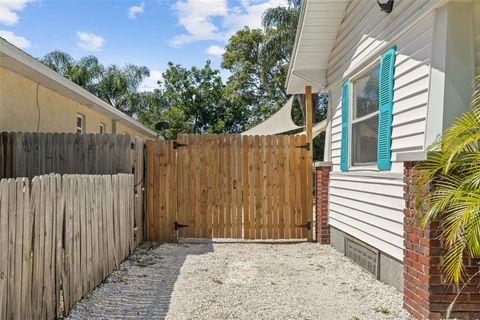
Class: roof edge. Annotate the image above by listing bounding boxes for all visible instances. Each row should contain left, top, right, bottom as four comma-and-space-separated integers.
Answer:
0, 38, 158, 137
285, 0, 308, 91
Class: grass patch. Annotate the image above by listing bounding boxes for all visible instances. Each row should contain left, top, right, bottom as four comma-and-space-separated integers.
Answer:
373, 306, 391, 315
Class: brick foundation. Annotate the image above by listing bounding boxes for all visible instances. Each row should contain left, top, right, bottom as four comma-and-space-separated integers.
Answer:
315, 163, 331, 244
403, 161, 480, 320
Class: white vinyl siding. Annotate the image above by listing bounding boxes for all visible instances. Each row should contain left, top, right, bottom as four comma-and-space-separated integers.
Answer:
475, 1, 480, 75
326, 0, 436, 261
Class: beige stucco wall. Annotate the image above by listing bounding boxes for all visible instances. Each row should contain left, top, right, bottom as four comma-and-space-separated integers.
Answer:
0, 67, 152, 140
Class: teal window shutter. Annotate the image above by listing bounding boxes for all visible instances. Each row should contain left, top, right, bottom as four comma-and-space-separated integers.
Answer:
340, 81, 349, 172
377, 47, 396, 171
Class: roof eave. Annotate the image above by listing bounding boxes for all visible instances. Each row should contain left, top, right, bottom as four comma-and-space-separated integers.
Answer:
0, 38, 158, 138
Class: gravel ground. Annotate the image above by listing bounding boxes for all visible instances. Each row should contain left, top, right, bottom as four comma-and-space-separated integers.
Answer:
68, 242, 410, 320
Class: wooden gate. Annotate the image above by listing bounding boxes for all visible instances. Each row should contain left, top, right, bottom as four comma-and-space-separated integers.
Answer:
146, 133, 312, 242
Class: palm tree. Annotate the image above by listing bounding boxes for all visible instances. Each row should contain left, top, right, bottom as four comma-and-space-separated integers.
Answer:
41, 50, 75, 77
41, 50, 102, 90
41, 51, 150, 117
94, 64, 150, 116
261, 0, 301, 67
416, 75, 480, 283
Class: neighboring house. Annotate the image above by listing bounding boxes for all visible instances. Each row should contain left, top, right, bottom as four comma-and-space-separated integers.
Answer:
0, 38, 157, 139
287, 0, 478, 297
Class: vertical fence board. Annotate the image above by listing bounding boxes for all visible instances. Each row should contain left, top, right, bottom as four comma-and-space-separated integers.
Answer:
20, 178, 32, 320
0, 179, 8, 320
7, 177, 17, 320
211, 135, 219, 238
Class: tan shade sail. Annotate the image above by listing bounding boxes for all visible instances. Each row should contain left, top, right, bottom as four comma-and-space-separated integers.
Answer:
242, 97, 303, 136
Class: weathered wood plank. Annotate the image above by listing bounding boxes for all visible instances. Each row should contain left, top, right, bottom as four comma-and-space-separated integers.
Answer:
0, 179, 9, 319
13, 178, 24, 319
7, 177, 17, 320
20, 177, 32, 319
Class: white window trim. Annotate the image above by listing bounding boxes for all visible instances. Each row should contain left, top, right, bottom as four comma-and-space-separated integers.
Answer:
99, 122, 106, 134
348, 59, 381, 169
76, 114, 85, 134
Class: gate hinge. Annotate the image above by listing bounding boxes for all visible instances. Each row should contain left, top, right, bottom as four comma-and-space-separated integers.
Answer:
295, 143, 310, 151
173, 141, 188, 149
174, 221, 189, 230
297, 222, 311, 230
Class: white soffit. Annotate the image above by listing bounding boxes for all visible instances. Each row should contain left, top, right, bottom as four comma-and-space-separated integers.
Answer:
286, 0, 349, 94
0, 38, 157, 137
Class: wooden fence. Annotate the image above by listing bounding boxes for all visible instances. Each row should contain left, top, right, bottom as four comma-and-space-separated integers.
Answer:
146, 140, 178, 243
146, 133, 313, 242
243, 134, 310, 240
176, 134, 243, 239
0, 173, 135, 319
0, 132, 146, 246
0, 132, 134, 180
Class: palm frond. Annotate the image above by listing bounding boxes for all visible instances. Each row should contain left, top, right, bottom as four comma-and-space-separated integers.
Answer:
416, 76, 480, 284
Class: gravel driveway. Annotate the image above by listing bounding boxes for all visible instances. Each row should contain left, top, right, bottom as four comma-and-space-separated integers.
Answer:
68, 242, 410, 320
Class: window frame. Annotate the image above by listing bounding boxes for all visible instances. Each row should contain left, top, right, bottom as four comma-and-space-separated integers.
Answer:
76, 114, 85, 134
99, 122, 106, 134
348, 58, 381, 170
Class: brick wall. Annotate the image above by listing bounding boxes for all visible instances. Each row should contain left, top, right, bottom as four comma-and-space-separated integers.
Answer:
315, 164, 331, 244
403, 161, 480, 320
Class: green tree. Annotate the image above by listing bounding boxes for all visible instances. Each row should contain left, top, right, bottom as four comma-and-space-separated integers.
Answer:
222, 28, 269, 125
416, 76, 480, 284
41, 50, 150, 117
150, 61, 247, 139
94, 64, 150, 116
41, 50, 75, 76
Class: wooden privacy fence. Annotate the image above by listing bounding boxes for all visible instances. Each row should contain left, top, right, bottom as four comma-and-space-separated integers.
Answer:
176, 134, 243, 239
0, 173, 136, 319
243, 134, 311, 240
0, 131, 145, 247
146, 133, 313, 242
0, 132, 138, 179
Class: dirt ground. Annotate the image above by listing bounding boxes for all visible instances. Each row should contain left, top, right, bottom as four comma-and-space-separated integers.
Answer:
68, 242, 410, 320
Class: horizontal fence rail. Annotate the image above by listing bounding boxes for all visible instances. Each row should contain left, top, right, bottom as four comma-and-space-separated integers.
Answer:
0, 173, 135, 319
0, 132, 134, 180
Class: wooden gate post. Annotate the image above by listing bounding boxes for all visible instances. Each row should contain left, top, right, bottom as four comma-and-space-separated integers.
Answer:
305, 86, 314, 241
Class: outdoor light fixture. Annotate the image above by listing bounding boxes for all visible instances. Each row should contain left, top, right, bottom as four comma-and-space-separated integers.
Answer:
377, 0, 394, 13
154, 121, 169, 131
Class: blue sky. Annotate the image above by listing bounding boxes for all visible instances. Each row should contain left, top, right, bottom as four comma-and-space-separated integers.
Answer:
0, 0, 286, 90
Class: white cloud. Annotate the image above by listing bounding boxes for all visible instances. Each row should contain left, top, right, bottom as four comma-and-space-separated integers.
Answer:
170, 0, 228, 47
171, 0, 287, 47
206, 45, 225, 57
0, 30, 30, 48
76, 31, 105, 52
141, 69, 163, 92
0, 0, 33, 25
223, 0, 286, 31
128, 2, 144, 19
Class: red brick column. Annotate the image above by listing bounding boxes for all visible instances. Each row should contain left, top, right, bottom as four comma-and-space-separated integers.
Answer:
315, 163, 331, 244
403, 161, 480, 320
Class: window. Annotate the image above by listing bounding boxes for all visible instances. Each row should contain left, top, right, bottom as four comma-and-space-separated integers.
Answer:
99, 122, 106, 134
351, 64, 380, 166
76, 114, 85, 134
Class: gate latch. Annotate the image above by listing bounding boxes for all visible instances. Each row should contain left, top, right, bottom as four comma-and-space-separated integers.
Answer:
175, 222, 189, 230
173, 141, 188, 149
297, 222, 311, 230
295, 143, 310, 151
